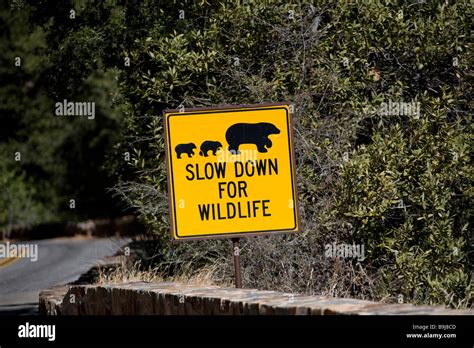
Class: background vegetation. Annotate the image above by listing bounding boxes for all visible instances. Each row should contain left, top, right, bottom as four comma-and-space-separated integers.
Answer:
1, 0, 472, 308
0, 2, 124, 229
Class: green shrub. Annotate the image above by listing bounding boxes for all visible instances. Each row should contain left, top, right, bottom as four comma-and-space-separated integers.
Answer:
336, 103, 472, 306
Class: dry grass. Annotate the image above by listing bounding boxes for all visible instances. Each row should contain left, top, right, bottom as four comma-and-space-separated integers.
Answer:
96, 261, 231, 288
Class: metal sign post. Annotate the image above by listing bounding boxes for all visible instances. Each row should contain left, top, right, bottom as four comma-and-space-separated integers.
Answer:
231, 238, 242, 288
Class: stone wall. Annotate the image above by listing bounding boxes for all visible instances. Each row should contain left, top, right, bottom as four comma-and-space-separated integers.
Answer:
39, 282, 472, 315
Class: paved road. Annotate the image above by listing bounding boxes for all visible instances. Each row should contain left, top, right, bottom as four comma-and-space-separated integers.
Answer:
0, 237, 128, 315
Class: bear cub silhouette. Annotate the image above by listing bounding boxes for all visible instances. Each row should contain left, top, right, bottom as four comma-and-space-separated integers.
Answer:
200, 141, 223, 157
226, 122, 280, 153
175, 143, 196, 159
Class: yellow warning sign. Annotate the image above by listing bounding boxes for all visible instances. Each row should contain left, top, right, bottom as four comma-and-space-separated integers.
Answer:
163, 104, 299, 240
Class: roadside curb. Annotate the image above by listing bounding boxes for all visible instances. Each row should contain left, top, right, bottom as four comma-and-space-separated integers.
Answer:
1, 215, 144, 241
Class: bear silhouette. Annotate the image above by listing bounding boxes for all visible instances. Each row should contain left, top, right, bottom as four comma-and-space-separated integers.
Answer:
175, 143, 196, 159
199, 140, 223, 157
226, 122, 280, 153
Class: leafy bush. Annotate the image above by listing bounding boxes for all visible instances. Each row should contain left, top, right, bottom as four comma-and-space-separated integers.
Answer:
337, 104, 472, 306
0, 157, 51, 233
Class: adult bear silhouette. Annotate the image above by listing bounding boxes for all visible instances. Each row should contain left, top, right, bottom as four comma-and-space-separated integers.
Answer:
226, 122, 280, 153
199, 140, 223, 157
175, 143, 196, 159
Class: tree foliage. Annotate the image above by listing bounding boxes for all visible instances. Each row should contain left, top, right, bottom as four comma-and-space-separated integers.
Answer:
0, 1, 124, 228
